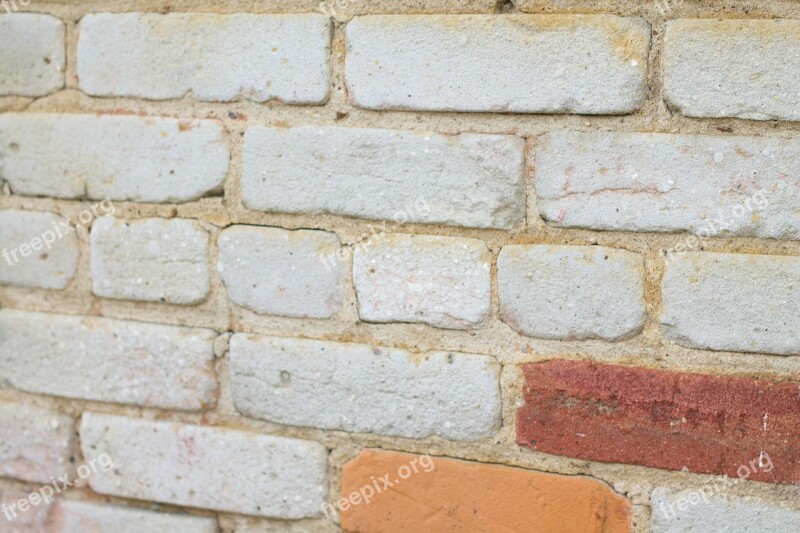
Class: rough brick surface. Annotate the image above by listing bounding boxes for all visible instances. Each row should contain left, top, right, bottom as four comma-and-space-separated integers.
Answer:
498, 245, 646, 341
91, 216, 210, 304
651, 488, 800, 533
0, 14, 64, 96
0, 309, 217, 410
0, 403, 73, 484
535, 131, 799, 238
49, 500, 219, 533
241, 126, 525, 229
662, 252, 800, 356
665, 19, 800, 121
230, 335, 501, 441
217, 226, 342, 318
340, 449, 631, 532
517, 360, 800, 483
345, 14, 649, 113
0, 489, 54, 530
80, 413, 328, 518
0, 113, 228, 202
78, 13, 331, 103
353, 234, 491, 329
0, 210, 79, 289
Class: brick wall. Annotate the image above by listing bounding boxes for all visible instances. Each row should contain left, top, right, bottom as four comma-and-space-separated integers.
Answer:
1, 1, 799, 532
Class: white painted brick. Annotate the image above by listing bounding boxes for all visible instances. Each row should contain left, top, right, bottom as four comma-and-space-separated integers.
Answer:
498, 245, 646, 341
535, 131, 799, 238
345, 15, 649, 113
662, 252, 800, 355
0, 210, 78, 289
0, 403, 73, 484
0, 310, 217, 410
78, 13, 331, 103
51, 500, 218, 533
353, 233, 491, 329
242, 126, 525, 229
91, 217, 210, 304
230, 334, 501, 441
80, 413, 328, 518
651, 488, 800, 533
665, 19, 800, 121
0, 489, 53, 531
0, 14, 64, 96
0, 113, 228, 202
217, 226, 342, 319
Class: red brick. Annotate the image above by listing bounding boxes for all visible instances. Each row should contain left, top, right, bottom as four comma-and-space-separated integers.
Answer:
516, 361, 800, 483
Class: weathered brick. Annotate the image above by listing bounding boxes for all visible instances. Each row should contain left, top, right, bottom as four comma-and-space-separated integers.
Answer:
662, 252, 800, 355
0, 309, 217, 410
80, 413, 328, 518
230, 335, 501, 441
0, 403, 73, 484
340, 449, 631, 532
536, 131, 798, 238
217, 226, 342, 319
498, 245, 646, 341
0, 489, 53, 531
241, 126, 525, 229
91, 216, 210, 304
0, 14, 64, 96
516, 360, 800, 483
78, 13, 331, 103
345, 15, 649, 113
49, 500, 218, 533
0, 210, 78, 290
665, 19, 800, 121
651, 488, 800, 533
0, 113, 228, 202
353, 234, 491, 329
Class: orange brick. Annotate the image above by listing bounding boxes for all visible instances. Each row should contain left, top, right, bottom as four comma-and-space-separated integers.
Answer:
339, 449, 631, 533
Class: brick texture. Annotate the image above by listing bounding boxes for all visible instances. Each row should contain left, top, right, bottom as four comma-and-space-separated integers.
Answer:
47, 500, 219, 533
0, 14, 64, 96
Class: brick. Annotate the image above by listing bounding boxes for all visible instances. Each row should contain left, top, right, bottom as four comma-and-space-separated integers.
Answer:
516, 360, 800, 483
662, 252, 800, 356
665, 19, 800, 121
80, 413, 328, 518
91, 216, 210, 304
0, 489, 53, 532
0, 309, 217, 410
340, 449, 631, 532
0, 113, 228, 202
49, 500, 218, 533
78, 13, 331, 103
241, 126, 525, 229
217, 226, 342, 319
0, 210, 78, 289
498, 244, 645, 341
0, 403, 73, 484
353, 234, 491, 329
0, 14, 64, 96
345, 14, 649, 113
535, 131, 799, 238
230, 335, 501, 441
651, 488, 800, 533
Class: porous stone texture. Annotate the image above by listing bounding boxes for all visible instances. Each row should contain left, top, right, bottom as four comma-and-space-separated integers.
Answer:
651, 488, 800, 533
0, 403, 73, 484
353, 233, 491, 329
78, 13, 331, 103
0, 113, 228, 202
535, 131, 799, 238
49, 500, 219, 533
80, 413, 328, 519
229, 334, 501, 441
345, 14, 650, 113
340, 449, 632, 532
662, 252, 800, 356
91, 216, 210, 304
241, 126, 525, 229
665, 19, 800, 121
217, 225, 342, 318
498, 244, 646, 341
0, 210, 79, 289
0, 14, 64, 96
0, 309, 217, 410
